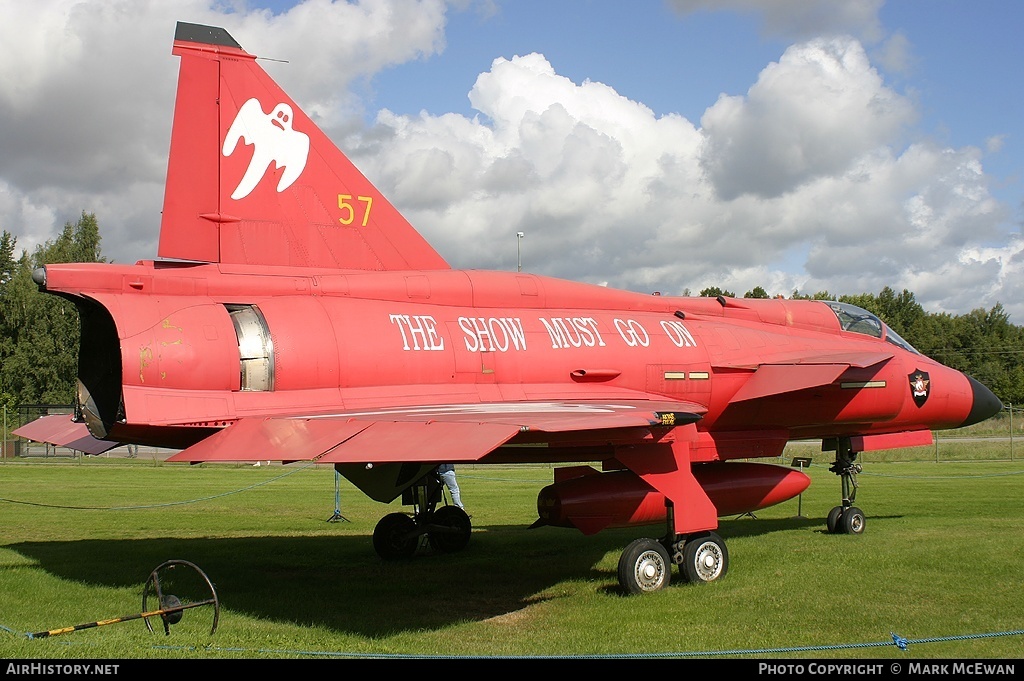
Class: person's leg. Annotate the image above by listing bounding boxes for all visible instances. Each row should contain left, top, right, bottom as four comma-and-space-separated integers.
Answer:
440, 470, 463, 508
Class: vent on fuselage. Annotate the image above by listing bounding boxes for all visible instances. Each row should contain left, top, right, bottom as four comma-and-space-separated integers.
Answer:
227, 304, 274, 391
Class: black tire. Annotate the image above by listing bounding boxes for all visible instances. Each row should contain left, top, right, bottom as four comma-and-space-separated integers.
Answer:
372, 512, 418, 560
826, 506, 845, 534
679, 532, 729, 584
839, 506, 866, 535
617, 538, 671, 595
427, 505, 472, 553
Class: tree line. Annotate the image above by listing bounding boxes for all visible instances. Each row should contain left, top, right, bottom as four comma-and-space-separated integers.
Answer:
2, 214, 1023, 422
2, 213, 102, 419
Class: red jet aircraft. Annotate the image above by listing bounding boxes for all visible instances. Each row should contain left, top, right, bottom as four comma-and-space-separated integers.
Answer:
17, 22, 1002, 594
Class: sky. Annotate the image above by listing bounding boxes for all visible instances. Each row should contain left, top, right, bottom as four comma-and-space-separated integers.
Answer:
1, 0, 1023, 322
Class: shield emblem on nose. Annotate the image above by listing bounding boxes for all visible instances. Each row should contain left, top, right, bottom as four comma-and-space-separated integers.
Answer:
908, 370, 930, 407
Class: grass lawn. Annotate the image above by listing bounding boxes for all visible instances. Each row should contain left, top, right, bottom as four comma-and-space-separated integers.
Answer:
0, 450, 1022, 660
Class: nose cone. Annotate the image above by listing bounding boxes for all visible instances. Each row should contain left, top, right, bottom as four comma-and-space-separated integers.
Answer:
960, 375, 1003, 427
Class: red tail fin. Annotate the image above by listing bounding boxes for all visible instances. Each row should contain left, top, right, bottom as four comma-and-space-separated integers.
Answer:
159, 22, 449, 271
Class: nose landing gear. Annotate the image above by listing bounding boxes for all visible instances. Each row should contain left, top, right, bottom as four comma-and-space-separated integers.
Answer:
827, 436, 866, 535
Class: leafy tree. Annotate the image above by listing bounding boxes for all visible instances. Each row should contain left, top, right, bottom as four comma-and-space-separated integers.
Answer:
0, 230, 18, 425
699, 286, 735, 298
951, 304, 1022, 403
838, 292, 878, 314
0, 230, 14, 292
911, 312, 964, 367
874, 287, 925, 338
743, 286, 769, 299
0, 213, 104, 407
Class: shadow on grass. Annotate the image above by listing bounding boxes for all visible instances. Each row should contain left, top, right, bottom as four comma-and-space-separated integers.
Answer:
718, 512, 903, 538
7, 515, 824, 636
718, 514, 822, 539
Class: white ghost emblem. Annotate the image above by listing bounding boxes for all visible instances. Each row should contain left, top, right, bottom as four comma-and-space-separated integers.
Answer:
223, 98, 310, 200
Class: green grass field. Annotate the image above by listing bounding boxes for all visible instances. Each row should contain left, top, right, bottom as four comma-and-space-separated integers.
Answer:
0, 447, 1022, 660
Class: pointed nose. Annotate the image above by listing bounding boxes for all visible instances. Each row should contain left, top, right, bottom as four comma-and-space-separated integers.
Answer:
960, 375, 1003, 427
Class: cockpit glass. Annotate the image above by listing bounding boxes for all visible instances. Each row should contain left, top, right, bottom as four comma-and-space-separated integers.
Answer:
882, 325, 919, 354
826, 302, 919, 354
828, 302, 883, 338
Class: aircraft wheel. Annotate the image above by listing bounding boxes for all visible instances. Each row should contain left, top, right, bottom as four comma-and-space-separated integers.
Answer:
826, 506, 845, 534
679, 532, 729, 584
427, 506, 472, 553
373, 513, 418, 560
839, 506, 866, 535
617, 538, 671, 595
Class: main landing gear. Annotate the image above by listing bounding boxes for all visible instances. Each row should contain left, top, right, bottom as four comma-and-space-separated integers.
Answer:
617, 533, 729, 595
617, 528, 730, 594
826, 436, 866, 535
372, 471, 472, 560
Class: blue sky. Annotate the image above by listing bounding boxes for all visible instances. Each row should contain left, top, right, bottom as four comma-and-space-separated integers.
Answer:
362, 1, 1022, 208
365, 3, 778, 123
2, 0, 1023, 321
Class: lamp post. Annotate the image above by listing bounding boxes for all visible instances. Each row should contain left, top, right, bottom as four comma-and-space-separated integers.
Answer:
516, 232, 524, 272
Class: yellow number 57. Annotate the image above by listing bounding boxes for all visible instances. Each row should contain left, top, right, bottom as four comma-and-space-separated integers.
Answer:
338, 194, 373, 226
